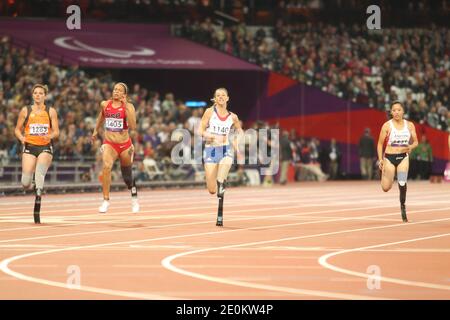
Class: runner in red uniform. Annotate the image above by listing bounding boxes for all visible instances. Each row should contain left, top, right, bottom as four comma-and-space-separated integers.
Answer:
92, 82, 139, 213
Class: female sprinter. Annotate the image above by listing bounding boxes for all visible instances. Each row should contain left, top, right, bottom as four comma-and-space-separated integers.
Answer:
198, 88, 243, 227
91, 82, 139, 213
377, 101, 418, 222
14, 84, 60, 224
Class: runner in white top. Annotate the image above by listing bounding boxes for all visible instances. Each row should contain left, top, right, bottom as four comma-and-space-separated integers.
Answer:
377, 101, 418, 222
198, 88, 243, 226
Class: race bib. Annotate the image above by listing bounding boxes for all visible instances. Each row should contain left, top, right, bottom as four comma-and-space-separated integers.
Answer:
29, 123, 49, 136
105, 118, 124, 131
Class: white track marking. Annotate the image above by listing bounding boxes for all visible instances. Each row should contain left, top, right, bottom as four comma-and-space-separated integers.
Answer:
318, 233, 450, 291
0, 203, 427, 243
162, 215, 450, 299
1, 207, 449, 300
1, 187, 448, 233
0, 186, 371, 207
1, 184, 447, 213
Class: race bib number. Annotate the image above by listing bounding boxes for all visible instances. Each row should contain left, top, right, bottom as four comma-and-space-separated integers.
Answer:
29, 123, 49, 136
391, 138, 409, 147
105, 118, 124, 131
209, 125, 230, 135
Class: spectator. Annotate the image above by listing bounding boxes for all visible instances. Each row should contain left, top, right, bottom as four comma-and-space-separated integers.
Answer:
135, 162, 150, 182
358, 128, 376, 180
279, 130, 293, 185
411, 135, 433, 180
427, 106, 440, 128
327, 138, 341, 180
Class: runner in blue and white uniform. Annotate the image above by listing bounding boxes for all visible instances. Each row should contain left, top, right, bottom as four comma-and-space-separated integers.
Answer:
198, 88, 243, 227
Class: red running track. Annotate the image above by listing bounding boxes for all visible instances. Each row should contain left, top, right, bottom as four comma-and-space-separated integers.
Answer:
0, 181, 449, 300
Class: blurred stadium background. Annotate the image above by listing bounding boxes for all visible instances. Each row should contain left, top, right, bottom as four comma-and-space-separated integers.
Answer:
0, 0, 449, 195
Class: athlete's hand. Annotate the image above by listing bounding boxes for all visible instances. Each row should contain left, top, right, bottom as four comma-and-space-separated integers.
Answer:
204, 133, 217, 144
403, 146, 413, 154
378, 159, 384, 171
91, 132, 98, 145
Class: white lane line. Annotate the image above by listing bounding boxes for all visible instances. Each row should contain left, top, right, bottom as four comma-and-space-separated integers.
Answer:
1, 187, 447, 233
0, 203, 415, 244
0, 186, 365, 207
1, 185, 447, 212
4, 207, 427, 300
318, 233, 450, 291
161, 213, 450, 299
1, 204, 448, 299
0, 187, 389, 218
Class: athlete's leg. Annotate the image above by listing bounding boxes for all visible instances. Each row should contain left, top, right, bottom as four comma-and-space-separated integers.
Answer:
35, 152, 52, 192
217, 156, 232, 197
381, 158, 396, 192
99, 144, 118, 213
204, 163, 219, 194
215, 156, 233, 227
21, 153, 37, 190
119, 144, 139, 213
397, 156, 410, 222
33, 152, 53, 224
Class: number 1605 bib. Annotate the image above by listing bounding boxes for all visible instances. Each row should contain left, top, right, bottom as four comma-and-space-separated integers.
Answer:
105, 118, 124, 132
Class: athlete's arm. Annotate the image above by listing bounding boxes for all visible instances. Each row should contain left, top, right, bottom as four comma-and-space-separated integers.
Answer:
377, 122, 388, 170
92, 101, 106, 143
48, 107, 60, 141
14, 107, 27, 144
198, 107, 215, 142
406, 121, 418, 153
230, 113, 244, 154
125, 102, 137, 139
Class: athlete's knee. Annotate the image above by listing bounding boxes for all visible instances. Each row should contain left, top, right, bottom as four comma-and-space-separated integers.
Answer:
208, 184, 216, 195
21, 172, 33, 189
397, 171, 408, 186
103, 161, 114, 172
381, 184, 391, 192
207, 182, 216, 194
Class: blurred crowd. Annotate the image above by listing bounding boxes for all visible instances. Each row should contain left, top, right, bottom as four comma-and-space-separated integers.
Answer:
179, 20, 450, 132
0, 35, 205, 167
0, 32, 340, 183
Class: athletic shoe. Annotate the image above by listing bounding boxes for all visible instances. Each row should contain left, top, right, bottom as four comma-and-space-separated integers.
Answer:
99, 200, 110, 213
132, 197, 139, 213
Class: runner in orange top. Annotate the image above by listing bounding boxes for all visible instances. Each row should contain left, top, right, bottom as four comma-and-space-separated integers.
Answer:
91, 82, 139, 214
14, 84, 60, 224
